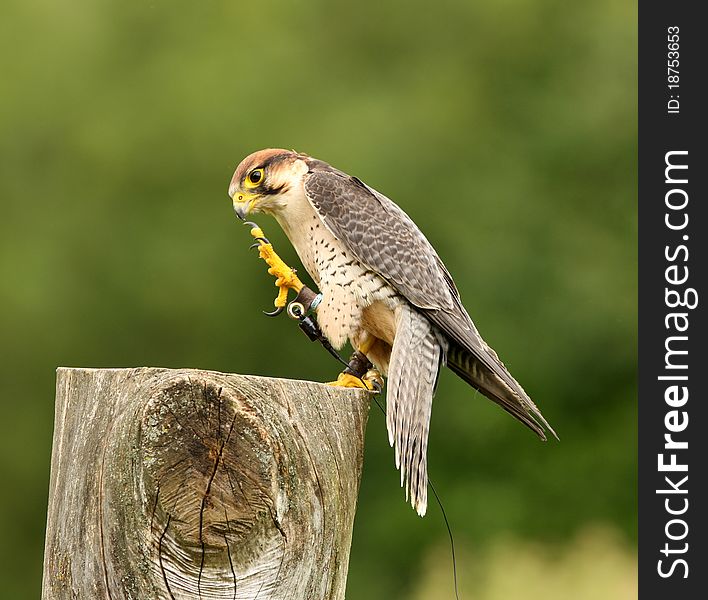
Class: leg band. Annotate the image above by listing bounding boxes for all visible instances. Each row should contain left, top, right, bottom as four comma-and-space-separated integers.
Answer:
344, 350, 373, 379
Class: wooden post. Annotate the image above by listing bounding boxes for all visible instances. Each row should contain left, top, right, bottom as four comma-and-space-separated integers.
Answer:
42, 368, 371, 600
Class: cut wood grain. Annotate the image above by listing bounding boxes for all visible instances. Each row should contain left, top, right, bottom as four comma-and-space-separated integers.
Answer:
42, 368, 371, 600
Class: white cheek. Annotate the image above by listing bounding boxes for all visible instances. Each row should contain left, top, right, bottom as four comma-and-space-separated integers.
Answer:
289, 159, 310, 179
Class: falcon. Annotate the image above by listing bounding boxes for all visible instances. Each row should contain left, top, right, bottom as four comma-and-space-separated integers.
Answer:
228, 148, 556, 516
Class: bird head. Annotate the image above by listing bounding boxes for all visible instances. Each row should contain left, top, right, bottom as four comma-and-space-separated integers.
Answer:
229, 148, 309, 219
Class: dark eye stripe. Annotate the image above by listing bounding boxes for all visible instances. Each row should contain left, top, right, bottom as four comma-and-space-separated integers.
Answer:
261, 183, 288, 196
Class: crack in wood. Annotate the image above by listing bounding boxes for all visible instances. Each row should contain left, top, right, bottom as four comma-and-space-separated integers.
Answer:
198, 408, 238, 598
150, 485, 161, 538
223, 507, 238, 600
158, 515, 176, 600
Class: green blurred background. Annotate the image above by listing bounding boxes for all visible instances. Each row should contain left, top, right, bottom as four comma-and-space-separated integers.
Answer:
0, 0, 636, 598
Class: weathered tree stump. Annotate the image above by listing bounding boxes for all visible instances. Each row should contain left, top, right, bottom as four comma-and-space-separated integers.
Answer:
42, 368, 371, 600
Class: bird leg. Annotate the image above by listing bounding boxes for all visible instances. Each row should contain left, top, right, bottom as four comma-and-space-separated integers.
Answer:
247, 223, 304, 312
328, 336, 384, 391
244, 223, 382, 390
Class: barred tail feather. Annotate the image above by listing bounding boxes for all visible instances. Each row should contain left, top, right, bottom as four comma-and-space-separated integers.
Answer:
387, 305, 446, 516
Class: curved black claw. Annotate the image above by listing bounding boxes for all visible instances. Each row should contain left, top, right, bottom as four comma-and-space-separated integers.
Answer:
263, 306, 285, 317
249, 238, 270, 250
243, 221, 259, 228
364, 369, 384, 394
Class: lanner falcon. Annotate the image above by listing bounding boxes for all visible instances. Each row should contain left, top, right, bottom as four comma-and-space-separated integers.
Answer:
229, 148, 556, 516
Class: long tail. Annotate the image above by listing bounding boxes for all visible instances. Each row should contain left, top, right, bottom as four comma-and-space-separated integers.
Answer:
386, 305, 447, 516
447, 344, 557, 441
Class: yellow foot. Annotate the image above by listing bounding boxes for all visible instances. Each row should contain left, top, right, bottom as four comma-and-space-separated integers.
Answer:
327, 370, 383, 392
249, 225, 303, 308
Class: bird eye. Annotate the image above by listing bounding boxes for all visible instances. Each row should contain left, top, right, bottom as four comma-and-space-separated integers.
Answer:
246, 168, 264, 187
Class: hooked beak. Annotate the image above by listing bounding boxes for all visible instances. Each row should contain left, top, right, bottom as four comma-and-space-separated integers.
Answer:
232, 192, 258, 220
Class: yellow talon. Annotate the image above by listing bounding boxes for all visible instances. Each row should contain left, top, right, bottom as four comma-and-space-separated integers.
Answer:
249, 225, 304, 307
249, 226, 266, 240
327, 370, 382, 391
328, 373, 373, 390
